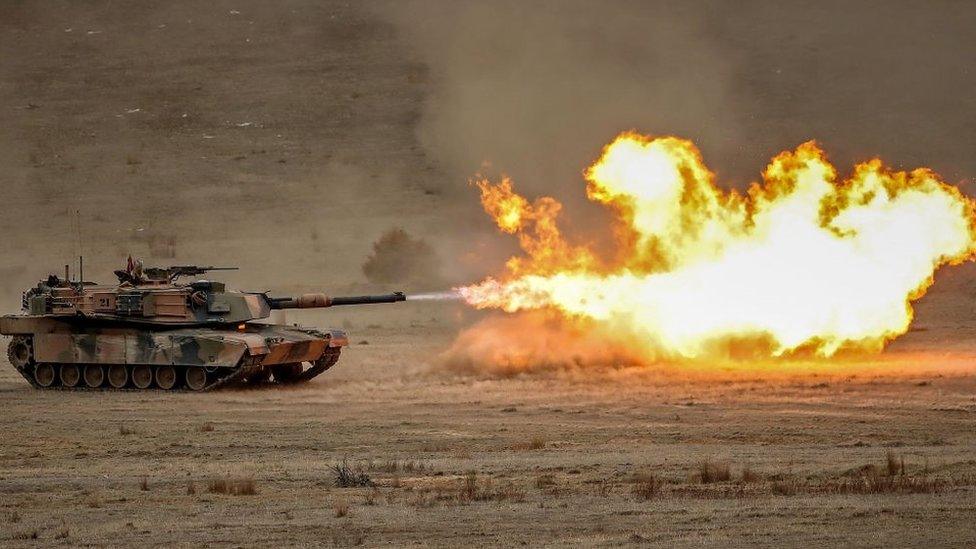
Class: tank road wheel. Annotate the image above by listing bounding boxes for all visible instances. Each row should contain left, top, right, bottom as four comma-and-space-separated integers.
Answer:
131, 365, 153, 389
271, 363, 302, 384
185, 368, 207, 391
155, 365, 177, 390
34, 363, 56, 387
59, 364, 81, 387
7, 337, 33, 370
107, 365, 128, 389
84, 365, 105, 388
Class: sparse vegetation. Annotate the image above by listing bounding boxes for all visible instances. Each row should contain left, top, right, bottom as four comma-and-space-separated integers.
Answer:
12, 529, 38, 540
457, 471, 525, 503
139, 477, 149, 491
333, 461, 375, 488
119, 423, 134, 436
535, 473, 556, 489
698, 459, 732, 483
186, 482, 197, 495
207, 477, 258, 496
362, 488, 379, 506
741, 466, 761, 483
511, 436, 546, 451
199, 422, 215, 432
632, 472, 660, 501
365, 459, 426, 474
333, 501, 349, 518
885, 450, 905, 476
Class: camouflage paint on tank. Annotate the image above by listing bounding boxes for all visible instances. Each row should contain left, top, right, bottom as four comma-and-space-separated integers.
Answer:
1, 264, 403, 389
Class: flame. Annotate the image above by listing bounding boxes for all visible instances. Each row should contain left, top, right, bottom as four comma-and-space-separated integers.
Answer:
459, 132, 976, 360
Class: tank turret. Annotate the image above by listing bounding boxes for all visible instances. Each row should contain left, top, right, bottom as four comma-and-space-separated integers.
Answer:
1, 262, 404, 392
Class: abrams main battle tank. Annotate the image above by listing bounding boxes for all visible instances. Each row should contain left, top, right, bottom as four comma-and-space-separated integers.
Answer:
0, 263, 405, 391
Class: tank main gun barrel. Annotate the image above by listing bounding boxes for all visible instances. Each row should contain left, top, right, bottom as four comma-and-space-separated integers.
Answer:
268, 292, 405, 309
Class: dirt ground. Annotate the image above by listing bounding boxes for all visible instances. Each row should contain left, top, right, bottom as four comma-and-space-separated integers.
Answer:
1, 1, 975, 547
1, 313, 975, 547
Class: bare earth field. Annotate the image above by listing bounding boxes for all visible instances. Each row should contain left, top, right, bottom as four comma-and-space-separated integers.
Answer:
1, 311, 975, 547
2, 1, 976, 547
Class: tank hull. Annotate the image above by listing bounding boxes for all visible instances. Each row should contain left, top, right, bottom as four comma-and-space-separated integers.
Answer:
1, 315, 348, 391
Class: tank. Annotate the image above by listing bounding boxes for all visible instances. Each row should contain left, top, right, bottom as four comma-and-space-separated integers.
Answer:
0, 263, 405, 391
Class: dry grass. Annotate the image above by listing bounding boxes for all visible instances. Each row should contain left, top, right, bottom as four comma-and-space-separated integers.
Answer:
186, 482, 196, 495
886, 450, 905, 476
632, 472, 661, 501
366, 459, 426, 474
535, 473, 556, 489
12, 529, 38, 540
139, 477, 149, 491
199, 422, 215, 433
771, 478, 798, 496
457, 471, 526, 503
741, 466, 761, 483
207, 477, 258, 496
119, 423, 134, 436
333, 501, 349, 518
511, 436, 546, 451
333, 461, 375, 488
699, 459, 732, 483
362, 488, 379, 506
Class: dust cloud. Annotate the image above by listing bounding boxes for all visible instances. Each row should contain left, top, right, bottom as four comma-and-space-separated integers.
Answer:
362, 227, 443, 289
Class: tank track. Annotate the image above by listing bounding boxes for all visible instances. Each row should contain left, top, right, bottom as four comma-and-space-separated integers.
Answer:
6, 336, 342, 391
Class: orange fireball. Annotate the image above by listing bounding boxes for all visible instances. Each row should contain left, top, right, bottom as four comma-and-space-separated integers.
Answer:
459, 132, 976, 359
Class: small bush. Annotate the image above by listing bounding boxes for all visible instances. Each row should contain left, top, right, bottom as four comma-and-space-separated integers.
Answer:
333, 461, 375, 488
699, 459, 731, 483
208, 477, 258, 496
119, 423, 134, 436
333, 501, 349, 518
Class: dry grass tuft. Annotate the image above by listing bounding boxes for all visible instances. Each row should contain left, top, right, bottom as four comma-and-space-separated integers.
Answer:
139, 477, 149, 491
741, 466, 761, 483
362, 488, 379, 506
199, 422, 215, 432
457, 471, 525, 503
886, 450, 905, 476
367, 459, 426, 474
119, 423, 134, 436
512, 436, 546, 451
632, 472, 660, 501
333, 461, 375, 488
333, 501, 349, 518
207, 477, 258, 496
698, 459, 731, 483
